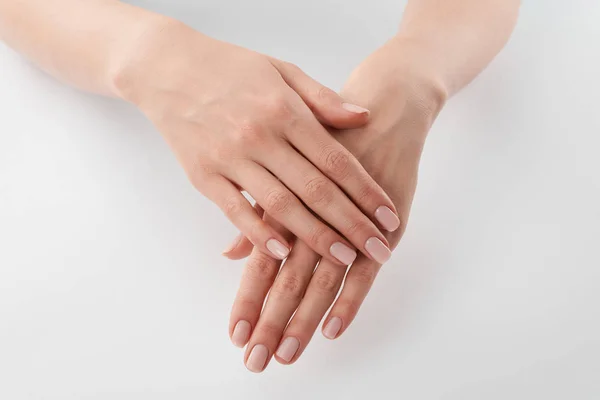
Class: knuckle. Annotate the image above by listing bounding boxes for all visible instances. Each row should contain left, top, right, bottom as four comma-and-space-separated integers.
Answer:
313, 270, 340, 295
356, 182, 378, 207
285, 317, 311, 333
232, 119, 265, 149
304, 176, 334, 206
256, 321, 283, 340
350, 263, 378, 285
345, 220, 372, 240
272, 273, 305, 300
335, 298, 361, 319
187, 164, 215, 192
317, 86, 337, 103
321, 146, 351, 180
248, 219, 265, 241
263, 189, 293, 215
262, 95, 292, 119
222, 197, 246, 218
283, 61, 302, 75
245, 253, 277, 280
306, 225, 328, 250
235, 297, 263, 316
209, 143, 234, 163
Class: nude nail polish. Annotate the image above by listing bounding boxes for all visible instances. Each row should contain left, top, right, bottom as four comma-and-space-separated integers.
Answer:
246, 344, 269, 373
266, 239, 290, 260
365, 237, 391, 264
276, 337, 300, 363
323, 317, 342, 339
330, 242, 357, 265
374, 206, 401, 232
342, 102, 370, 115
231, 320, 251, 348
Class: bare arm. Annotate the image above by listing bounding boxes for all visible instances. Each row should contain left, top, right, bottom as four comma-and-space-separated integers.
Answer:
397, 0, 521, 96
0, 1, 405, 272
227, 0, 522, 373
0, 0, 160, 95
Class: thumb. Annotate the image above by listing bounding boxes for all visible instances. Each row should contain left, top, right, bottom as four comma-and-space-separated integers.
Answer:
270, 58, 371, 129
222, 233, 254, 260
222, 202, 263, 260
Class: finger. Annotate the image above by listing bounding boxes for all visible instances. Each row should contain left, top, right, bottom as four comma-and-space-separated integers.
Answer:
200, 175, 291, 260
222, 204, 263, 260
244, 239, 320, 372
270, 58, 370, 130
283, 113, 402, 235
259, 145, 392, 264
229, 247, 283, 350
274, 256, 346, 365
231, 163, 359, 266
230, 214, 292, 353
222, 233, 254, 260
322, 255, 381, 340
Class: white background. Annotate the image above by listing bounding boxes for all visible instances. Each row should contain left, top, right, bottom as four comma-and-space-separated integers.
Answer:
1, 1, 599, 398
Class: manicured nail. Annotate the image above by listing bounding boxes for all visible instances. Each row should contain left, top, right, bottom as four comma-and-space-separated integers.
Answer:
342, 102, 370, 115
246, 344, 269, 373
323, 317, 342, 339
276, 337, 300, 363
266, 239, 290, 260
231, 320, 251, 348
374, 206, 400, 232
365, 237, 391, 264
222, 233, 244, 255
330, 242, 357, 265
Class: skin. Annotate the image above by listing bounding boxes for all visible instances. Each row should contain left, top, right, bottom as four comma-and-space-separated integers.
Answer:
0, 0, 401, 266
224, 0, 521, 372
0, 0, 521, 372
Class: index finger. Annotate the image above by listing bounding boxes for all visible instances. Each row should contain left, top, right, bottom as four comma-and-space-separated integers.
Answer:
320, 255, 382, 340
283, 107, 401, 234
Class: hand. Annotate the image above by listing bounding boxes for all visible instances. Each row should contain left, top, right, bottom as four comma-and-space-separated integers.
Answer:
224, 38, 448, 372
114, 19, 400, 265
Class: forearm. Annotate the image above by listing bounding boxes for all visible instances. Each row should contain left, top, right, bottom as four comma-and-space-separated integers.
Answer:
397, 0, 520, 97
0, 0, 164, 96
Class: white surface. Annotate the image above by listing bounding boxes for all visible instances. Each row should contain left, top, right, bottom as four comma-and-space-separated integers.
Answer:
1, 1, 599, 399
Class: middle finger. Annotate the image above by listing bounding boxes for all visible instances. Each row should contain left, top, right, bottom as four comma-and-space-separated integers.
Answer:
243, 238, 321, 372
258, 144, 392, 265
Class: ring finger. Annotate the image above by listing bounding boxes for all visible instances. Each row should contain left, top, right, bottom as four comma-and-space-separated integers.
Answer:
230, 162, 358, 266
274, 254, 346, 365
243, 238, 321, 372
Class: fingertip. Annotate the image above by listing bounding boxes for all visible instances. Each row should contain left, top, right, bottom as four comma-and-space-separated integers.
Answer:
222, 234, 254, 259
374, 205, 401, 233
265, 238, 291, 260
231, 320, 252, 348
321, 108, 370, 130
341, 102, 370, 116
322, 317, 343, 340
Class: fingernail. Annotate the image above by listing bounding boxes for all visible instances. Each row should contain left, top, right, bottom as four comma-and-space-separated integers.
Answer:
342, 102, 370, 115
266, 239, 290, 260
231, 320, 251, 348
222, 233, 244, 255
374, 206, 400, 232
323, 317, 342, 339
276, 337, 300, 363
330, 242, 357, 265
365, 237, 391, 264
246, 344, 269, 373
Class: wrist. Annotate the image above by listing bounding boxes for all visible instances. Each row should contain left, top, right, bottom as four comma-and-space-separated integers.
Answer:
108, 14, 188, 103
341, 38, 448, 140
386, 35, 449, 115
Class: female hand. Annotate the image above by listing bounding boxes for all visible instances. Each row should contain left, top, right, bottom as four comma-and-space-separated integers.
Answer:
114, 19, 399, 265
223, 38, 448, 372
